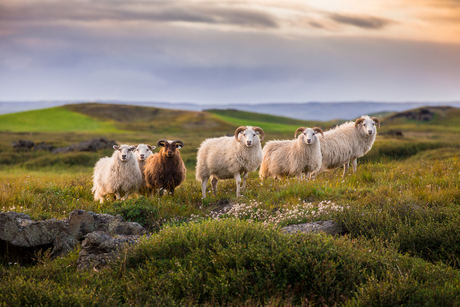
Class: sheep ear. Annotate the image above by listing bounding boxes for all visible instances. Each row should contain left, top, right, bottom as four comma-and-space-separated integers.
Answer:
355, 118, 365, 128
148, 145, 156, 150
157, 139, 168, 147
113, 145, 120, 150
173, 140, 184, 149
313, 127, 324, 137
129, 146, 136, 151
371, 117, 380, 128
234, 126, 247, 142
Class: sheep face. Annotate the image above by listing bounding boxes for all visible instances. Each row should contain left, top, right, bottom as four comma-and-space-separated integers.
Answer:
135, 144, 155, 161
355, 116, 380, 136
157, 139, 184, 158
295, 127, 324, 145
235, 126, 265, 148
113, 145, 136, 162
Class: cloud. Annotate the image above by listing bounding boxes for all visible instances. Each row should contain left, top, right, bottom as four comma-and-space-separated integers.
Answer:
0, 1, 279, 29
329, 13, 394, 29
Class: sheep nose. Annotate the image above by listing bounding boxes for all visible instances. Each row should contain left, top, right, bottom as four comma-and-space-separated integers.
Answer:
368, 130, 373, 135
307, 139, 312, 144
122, 155, 127, 159
140, 154, 145, 159
246, 141, 252, 146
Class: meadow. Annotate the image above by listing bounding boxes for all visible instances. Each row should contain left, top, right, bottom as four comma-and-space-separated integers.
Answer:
1, 103, 460, 306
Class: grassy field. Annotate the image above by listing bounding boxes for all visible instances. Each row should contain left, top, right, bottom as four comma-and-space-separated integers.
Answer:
1, 103, 460, 306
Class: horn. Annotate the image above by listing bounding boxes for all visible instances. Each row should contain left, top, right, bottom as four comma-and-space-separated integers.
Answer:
173, 140, 184, 148
294, 127, 306, 138
156, 139, 168, 147
234, 126, 247, 141
313, 127, 324, 137
252, 126, 265, 141
355, 117, 365, 128
371, 117, 380, 128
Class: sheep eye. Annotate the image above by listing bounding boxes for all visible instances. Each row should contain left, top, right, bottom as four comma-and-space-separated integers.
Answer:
363, 124, 366, 127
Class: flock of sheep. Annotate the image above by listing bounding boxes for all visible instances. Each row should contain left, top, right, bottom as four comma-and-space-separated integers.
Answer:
91, 115, 380, 202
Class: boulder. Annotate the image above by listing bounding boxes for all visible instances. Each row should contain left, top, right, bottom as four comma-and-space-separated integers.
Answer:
281, 220, 344, 236
0, 212, 77, 257
34, 141, 56, 151
77, 231, 139, 270
11, 140, 34, 150
52, 137, 117, 154
69, 209, 146, 240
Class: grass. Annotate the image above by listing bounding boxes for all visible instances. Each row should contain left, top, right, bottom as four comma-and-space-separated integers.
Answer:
0, 107, 120, 133
1, 103, 460, 306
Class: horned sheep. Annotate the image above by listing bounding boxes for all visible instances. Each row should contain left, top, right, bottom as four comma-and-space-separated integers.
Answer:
314, 115, 380, 178
259, 127, 323, 180
92, 144, 143, 203
196, 126, 265, 198
144, 139, 186, 196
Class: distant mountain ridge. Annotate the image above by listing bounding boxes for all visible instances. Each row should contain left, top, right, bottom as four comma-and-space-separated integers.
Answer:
2, 100, 460, 121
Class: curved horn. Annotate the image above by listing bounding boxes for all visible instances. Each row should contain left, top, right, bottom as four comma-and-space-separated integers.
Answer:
173, 140, 184, 148
234, 126, 247, 141
355, 117, 365, 128
371, 117, 380, 128
312, 127, 324, 137
252, 126, 265, 141
156, 139, 168, 147
294, 127, 306, 138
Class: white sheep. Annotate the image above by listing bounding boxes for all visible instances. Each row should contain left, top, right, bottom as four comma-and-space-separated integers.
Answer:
134, 144, 156, 193
196, 126, 265, 198
259, 127, 323, 180
314, 115, 380, 178
92, 144, 143, 203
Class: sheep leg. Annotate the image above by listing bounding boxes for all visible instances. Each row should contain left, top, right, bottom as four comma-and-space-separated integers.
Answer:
211, 177, 218, 196
241, 172, 248, 191
169, 187, 175, 196
234, 173, 242, 197
201, 177, 209, 198
352, 159, 357, 173
342, 162, 349, 178
121, 191, 130, 201
115, 191, 121, 200
305, 171, 311, 180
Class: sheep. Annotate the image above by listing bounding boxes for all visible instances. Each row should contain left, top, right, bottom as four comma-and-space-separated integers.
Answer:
134, 144, 156, 193
196, 126, 265, 198
92, 144, 143, 203
314, 115, 380, 178
144, 139, 186, 196
259, 127, 323, 180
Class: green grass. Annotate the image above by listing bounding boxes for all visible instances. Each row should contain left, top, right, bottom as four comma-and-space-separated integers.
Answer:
0, 107, 121, 133
2, 103, 460, 306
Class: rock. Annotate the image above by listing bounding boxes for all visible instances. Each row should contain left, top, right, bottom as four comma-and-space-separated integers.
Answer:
0, 211, 77, 257
281, 220, 344, 236
77, 231, 139, 270
69, 209, 146, 240
52, 137, 117, 154
34, 141, 56, 151
11, 140, 34, 150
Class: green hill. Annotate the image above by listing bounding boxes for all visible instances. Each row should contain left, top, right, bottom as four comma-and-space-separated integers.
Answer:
0, 107, 120, 133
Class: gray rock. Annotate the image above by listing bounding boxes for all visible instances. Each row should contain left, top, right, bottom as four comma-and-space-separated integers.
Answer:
0, 211, 77, 257
52, 137, 117, 154
11, 140, 34, 150
69, 209, 146, 240
281, 220, 344, 236
77, 231, 139, 270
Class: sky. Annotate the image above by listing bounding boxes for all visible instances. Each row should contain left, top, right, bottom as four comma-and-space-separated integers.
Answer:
1, 0, 460, 104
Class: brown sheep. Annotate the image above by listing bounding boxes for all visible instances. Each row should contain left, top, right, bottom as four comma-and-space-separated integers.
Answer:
144, 139, 186, 196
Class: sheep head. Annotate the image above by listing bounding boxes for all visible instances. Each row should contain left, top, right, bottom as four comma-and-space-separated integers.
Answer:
235, 126, 265, 147
135, 144, 156, 161
355, 116, 379, 136
157, 139, 184, 158
295, 127, 323, 145
113, 144, 136, 162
